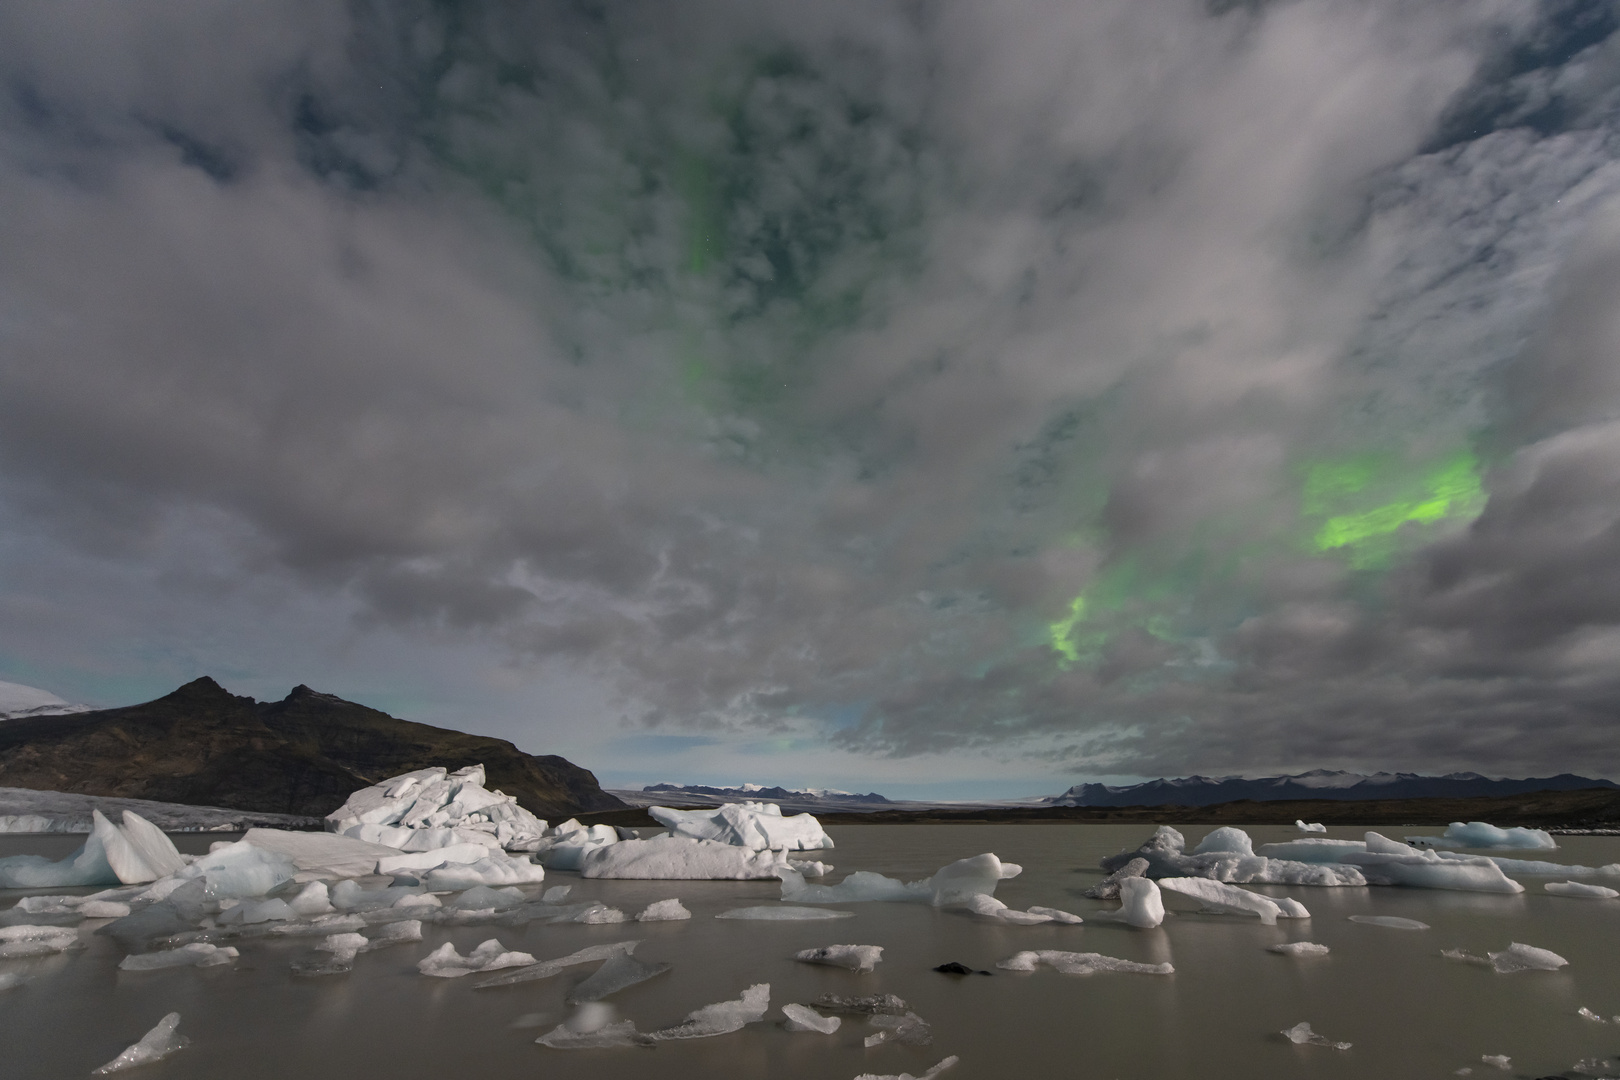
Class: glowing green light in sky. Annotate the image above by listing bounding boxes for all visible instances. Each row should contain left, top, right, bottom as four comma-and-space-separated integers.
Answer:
1304, 450, 1484, 568
1048, 596, 1087, 664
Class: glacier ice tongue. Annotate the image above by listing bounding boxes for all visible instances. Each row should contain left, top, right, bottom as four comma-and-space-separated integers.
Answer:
1269, 941, 1330, 956
852, 1055, 959, 1080
650, 982, 771, 1040
118, 943, 238, 970
565, 951, 672, 1003
1546, 880, 1619, 898
0, 924, 83, 958
997, 950, 1174, 975
1280, 1021, 1350, 1049
1347, 915, 1429, 929
92, 1013, 189, 1075
417, 938, 537, 977
648, 802, 833, 850
794, 944, 883, 972
864, 1010, 932, 1047
636, 898, 691, 921
781, 1003, 840, 1033
581, 835, 791, 880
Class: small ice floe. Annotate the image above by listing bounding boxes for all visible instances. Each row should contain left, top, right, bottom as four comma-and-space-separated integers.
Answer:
780, 853, 1022, 908
1297, 820, 1327, 833
649, 982, 770, 1040
573, 905, 628, 924
421, 855, 546, 890
782, 1003, 840, 1033
1578, 1007, 1610, 1022
1403, 822, 1557, 851
853, 1055, 960, 1080
794, 944, 883, 973
475, 941, 643, 988
716, 906, 854, 920
1348, 915, 1429, 930
790, 859, 833, 877
566, 950, 672, 1003
1442, 942, 1568, 973
292, 932, 370, 976
1269, 942, 1330, 957
0, 924, 83, 958
636, 899, 691, 921
997, 950, 1173, 976
1158, 878, 1306, 924
92, 1012, 189, 1074
958, 894, 1080, 925
536, 1003, 655, 1049
1547, 880, 1619, 899
119, 943, 238, 970
864, 1011, 932, 1048
417, 938, 537, 977
1280, 1021, 1350, 1050
1089, 877, 1165, 929
79, 900, 132, 919
1480, 1054, 1511, 1070
813, 992, 910, 1016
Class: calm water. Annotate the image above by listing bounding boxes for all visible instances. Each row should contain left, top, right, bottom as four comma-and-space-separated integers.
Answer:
4, 823, 1620, 1079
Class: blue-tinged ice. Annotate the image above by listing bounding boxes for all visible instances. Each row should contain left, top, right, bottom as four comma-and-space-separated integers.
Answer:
649, 982, 771, 1040
92, 1013, 189, 1074
1404, 822, 1557, 851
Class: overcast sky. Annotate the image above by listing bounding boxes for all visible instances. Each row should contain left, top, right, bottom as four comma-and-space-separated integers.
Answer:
3, 1, 1620, 797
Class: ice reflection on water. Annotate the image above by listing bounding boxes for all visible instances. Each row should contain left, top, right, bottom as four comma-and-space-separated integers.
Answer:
4, 823, 1620, 1079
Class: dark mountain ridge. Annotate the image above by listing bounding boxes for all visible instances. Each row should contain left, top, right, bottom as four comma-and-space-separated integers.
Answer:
1049, 769, 1619, 807
0, 677, 623, 820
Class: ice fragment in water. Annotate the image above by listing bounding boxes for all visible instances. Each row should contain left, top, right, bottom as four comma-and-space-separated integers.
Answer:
572, 905, 629, 924
794, 944, 883, 973
286, 882, 333, 917
959, 893, 1055, 924
997, 950, 1174, 975
565, 951, 672, 1003
1269, 941, 1330, 956
813, 992, 909, 1015
541, 885, 572, 903
1348, 914, 1428, 929
0, 924, 82, 958
1090, 876, 1165, 928
782, 1003, 840, 1033
1297, 820, 1327, 833
446, 885, 525, 911
864, 1011, 932, 1048
1404, 822, 1557, 850
649, 982, 770, 1040
367, 919, 423, 947
1280, 1022, 1350, 1050
637, 899, 691, 921
119, 943, 238, 970
1480, 1054, 1511, 1070
217, 898, 294, 925
1486, 942, 1568, 973
422, 854, 545, 890
1158, 878, 1295, 924
853, 1055, 960, 1080
1085, 857, 1149, 900
1193, 827, 1255, 857
536, 1003, 655, 1049
1026, 905, 1084, 924
92, 1013, 189, 1074
1578, 1007, 1606, 1022
474, 941, 642, 988
648, 802, 833, 850
1547, 880, 1619, 898
717, 905, 854, 920
417, 938, 537, 977
582, 836, 791, 879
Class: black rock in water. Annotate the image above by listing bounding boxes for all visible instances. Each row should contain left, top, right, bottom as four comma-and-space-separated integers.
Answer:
933, 962, 991, 976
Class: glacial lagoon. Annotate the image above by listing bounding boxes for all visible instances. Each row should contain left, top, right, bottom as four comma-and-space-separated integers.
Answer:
4, 823, 1620, 1079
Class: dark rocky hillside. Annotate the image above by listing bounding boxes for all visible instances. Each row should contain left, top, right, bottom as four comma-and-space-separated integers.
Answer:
0, 677, 624, 820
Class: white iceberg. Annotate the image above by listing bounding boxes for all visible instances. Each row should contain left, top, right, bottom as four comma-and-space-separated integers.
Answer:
997, 950, 1173, 975
1280, 1021, 1350, 1050
1296, 820, 1327, 833
1339, 834, 1525, 893
1404, 822, 1557, 850
0, 924, 83, 958
421, 854, 545, 890
581, 835, 791, 880
650, 982, 771, 1040
376, 842, 493, 875
237, 828, 401, 880
92, 1013, 189, 1075
853, 1056, 959, 1080
1347, 914, 1429, 929
1487, 942, 1568, 973
326, 765, 548, 853
417, 938, 538, 977
119, 943, 239, 970
782, 1003, 840, 1033
1193, 827, 1255, 856
538, 821, 620, 869
1089, 877, 1164, 929
636, 898, 691, 921
794, 944, 883, 972
171, 840, 297, 899
572, 905, 628, 924
1104, 826, 1364, 887
1158, 878, 1307, 924
1269, 941, 1330, 956
718, 905, 855, 920
0, 809, 185, 889
649, 802, 832, 850
958, 894, 1073, 924
779, 853, 1021, 907
1546, 880, 1618, 898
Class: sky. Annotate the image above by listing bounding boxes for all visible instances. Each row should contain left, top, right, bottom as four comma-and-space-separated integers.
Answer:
3, 1, 1620, 799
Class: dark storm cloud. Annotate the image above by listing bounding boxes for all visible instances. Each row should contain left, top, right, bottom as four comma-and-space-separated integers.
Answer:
4, 0, 1620, 781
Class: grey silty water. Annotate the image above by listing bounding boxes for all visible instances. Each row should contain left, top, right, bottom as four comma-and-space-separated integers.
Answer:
4, 823, 1619, 1079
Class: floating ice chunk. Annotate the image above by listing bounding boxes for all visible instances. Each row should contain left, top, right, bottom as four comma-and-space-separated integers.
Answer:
1486, 942, 1568, 973
1347, 915, 1429, 930
317, 932, 369, 960
1269, 941, 1330, 956
573, 905, 628, 924
1090, 877, 1165, 929
1480, 1054, 1511, 1070
367, 919, 423, 947
326, 765, 548, 853
782, 1004, 840, 1033
377, 843, 492, 876
1405, 823, 1557, 851
780, 853, 1019, 908
285, 882, 333, 917
422, 853, 545, 890
1104, 826, 1363, 886
0, 924, 82, 958
790, 859, 833, 877
960, 895, 1053, 924
1193, 827, 1255, 857
542, 885, 573, 903
566, 951, 672, 1003
813, 992, 910, 1015
581, 836, 791, 880
1158, 878, 1303, 924
636, 899, 691, 921
1280, 1021, 1350, 1050
172, 840, 297, 899
650, 982, 770, 1040
717, 905, 855, 920
92, 1013, 189, 1074
447, 886, 526, 911
115, 812, 186, 880
1027, 905, 1085, 924
1255, 839, 1367, 863
474, 941, 642, 988
119, 943, 238, 970
242, 828, 402, 879
1341, 838, 1525, 893
218, 898, 294, 925
996, 950, 1173, 976
1297, 821, 1327, 833
417, 938, 537, 977
1086, 857, 1149, 900
539, 824, 620, 870
794, 944, 883, 973
649, 802, 833, 850
0, 827, 118, 888
864, 1011, 932, 1048
1275, 897, 1311, 919
79, 900, 132, 919
536, 1003, 654, 1049
1547, 880, 1619, 898
852, 1055, 959, 1080
1578, 1007, 1606, 1022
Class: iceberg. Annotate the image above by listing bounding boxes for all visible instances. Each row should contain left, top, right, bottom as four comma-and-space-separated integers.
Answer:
648, 802, 832, 850
1339, 834, 1525, 893
565, 951, 672, 1003
794, 944, 883, 972
1280, 1021, 1350, 1050
1347, 915, 1428, 929
1296, 820, 1327, 833
997, 950, 1174, 975
0, 814, 123, 888
718, 905, 855, 920
1193, 826, 1255, 856
581, 835, 791, 880
864, 1011, 932, 1047
217, 898, 294, 925
536, 1004, 655, 1049
636, 898, 691, 921
1269, 941, 1330, 956
1404, 822, 1557, 850
417, 938, 538, 977
1089, 877, 1165, 929
92, 1013, 189, 1075
957, 894, 1072, 924
237, 829, 399, 880
1157, 877, 1307, 924
118, 943, 238, 970
779, 853, 1021, 907
1546, 880, 1619, 898
782, 1004, 840, 1033
1103, 827, 1364, 886
853, 1056, 959, 1080
572, 905, 628, 924
1255, 839, 1367, 863
474, 941, 643, 988
1085, 857, 1149, 900
0, 924, 83, 958
538, 821, 620, 870
171, 840, 297, 899
327, 765, 548, 853
649, 982, 771, 1040
421, 854, 545, 890
1487, 942, 1568, 973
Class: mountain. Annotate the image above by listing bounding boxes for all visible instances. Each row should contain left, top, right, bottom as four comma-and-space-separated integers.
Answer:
1047, 770, 1620, 807
643, 782, 891, 805
0, 677, 623, 820
0, 679, 91, 722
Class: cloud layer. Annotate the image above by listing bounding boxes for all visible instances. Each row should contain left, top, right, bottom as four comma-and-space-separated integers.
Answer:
4, 1, 1620, 783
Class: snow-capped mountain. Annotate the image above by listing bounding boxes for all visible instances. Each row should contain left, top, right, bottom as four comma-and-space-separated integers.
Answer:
613, 782, 893, 813
1046, 770, 1620, 807
0, 679, 91, 722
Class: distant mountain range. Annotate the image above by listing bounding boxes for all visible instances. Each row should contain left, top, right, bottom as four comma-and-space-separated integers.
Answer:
0, 679, 91, 722
0, 676, 623, 819
615, 782, 895, 813
1048, 770, 1620, 807
644, 782, 891, 804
